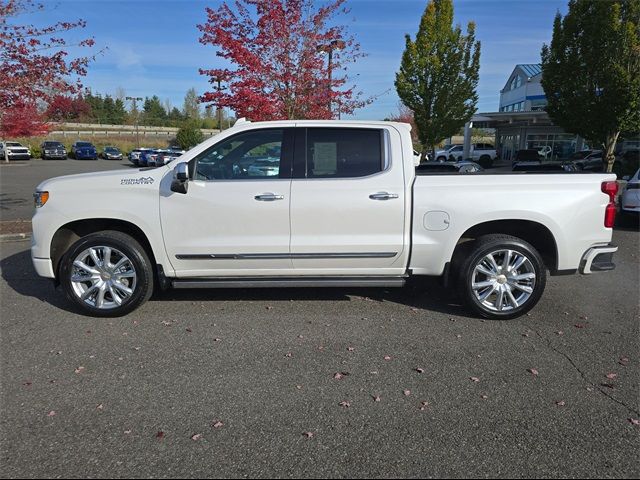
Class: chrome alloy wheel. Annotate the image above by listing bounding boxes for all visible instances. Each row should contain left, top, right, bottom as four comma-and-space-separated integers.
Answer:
70, 246, 137, 309
471, 249, 536, 312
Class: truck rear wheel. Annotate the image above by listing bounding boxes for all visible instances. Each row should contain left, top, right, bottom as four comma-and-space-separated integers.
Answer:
457, 234, 546, 319
59, 231, 154, 317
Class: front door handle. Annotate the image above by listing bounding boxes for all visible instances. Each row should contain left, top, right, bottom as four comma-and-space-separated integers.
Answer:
369, 192, 399, 200
255, 193, 285, 201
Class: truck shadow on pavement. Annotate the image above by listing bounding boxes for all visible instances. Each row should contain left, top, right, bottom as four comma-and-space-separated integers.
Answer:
1, 248, 471, 318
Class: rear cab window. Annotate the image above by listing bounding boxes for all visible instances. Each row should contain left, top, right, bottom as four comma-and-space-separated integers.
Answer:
300, 128, 385, 179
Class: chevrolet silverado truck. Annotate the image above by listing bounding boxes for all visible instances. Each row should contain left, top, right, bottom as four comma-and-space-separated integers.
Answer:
31, 120, 619, 319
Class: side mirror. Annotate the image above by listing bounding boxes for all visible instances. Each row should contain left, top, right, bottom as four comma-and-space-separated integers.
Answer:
171, 163, 189, 194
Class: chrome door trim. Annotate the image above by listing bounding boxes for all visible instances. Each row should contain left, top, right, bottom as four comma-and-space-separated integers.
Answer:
175, 252, 398, 260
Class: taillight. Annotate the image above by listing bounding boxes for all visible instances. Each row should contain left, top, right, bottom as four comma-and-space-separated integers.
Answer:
601, 181, 618, 228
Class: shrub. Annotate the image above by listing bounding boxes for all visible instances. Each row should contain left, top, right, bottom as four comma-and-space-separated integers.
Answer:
175, 122, 204, 150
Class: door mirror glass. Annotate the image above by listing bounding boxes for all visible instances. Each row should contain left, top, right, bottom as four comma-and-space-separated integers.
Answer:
171, 163, 189, 194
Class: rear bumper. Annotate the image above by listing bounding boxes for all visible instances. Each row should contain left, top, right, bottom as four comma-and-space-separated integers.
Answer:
579, 243, 618, 274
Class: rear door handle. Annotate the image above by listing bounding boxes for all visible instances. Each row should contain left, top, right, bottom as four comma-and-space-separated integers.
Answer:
255, 193, 284, 201
369, 192, 399, 200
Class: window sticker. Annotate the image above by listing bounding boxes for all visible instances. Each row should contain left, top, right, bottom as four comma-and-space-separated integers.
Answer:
312, 142, 337, 175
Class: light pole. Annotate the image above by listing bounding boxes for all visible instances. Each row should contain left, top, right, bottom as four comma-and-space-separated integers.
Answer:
206, 77, 226, 132
126, 96, 143, 147
317, 39, 345, 117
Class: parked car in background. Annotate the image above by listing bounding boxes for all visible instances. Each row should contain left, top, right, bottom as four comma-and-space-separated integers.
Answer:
445, 143, 497, 168
40, 141, 67, 160
101, 146, 123, 160
138, 149, 162, 167
512, 149, 543, 166
0, 141, 31, 160
570, 150, 603, 171
128, 148, 153, 167
146, 149, 171, 167
512, 162, 578, 172
613, 149, 640, 179
620, 169, 640, 219
155, 149, 185, 166
71, 141, 98, 160
416, 161, 484, 174
434, 144, 463, 162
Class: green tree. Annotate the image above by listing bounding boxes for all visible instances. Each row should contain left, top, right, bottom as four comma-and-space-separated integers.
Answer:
395, 0, 480, 160
113, 98, 127, 125
183, 87, 201, 120
142, 95, 167, 126
541, 0, 640, 172
175, 121, 204, 149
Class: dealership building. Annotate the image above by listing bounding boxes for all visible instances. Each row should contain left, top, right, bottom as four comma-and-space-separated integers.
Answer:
462, 64, 593, 162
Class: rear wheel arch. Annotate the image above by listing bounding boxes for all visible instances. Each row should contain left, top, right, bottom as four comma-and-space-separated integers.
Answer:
449, 219, 559, 274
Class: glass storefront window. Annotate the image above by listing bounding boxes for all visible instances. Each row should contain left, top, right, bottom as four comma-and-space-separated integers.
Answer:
526, 133, 579, 160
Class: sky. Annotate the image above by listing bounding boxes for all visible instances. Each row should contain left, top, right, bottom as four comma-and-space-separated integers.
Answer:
20, 0, 569, 119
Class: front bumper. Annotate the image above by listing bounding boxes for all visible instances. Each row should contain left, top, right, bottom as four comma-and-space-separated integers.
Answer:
7, 152, 30, 160
579, 243, 618, 274
44, 152, 66, 159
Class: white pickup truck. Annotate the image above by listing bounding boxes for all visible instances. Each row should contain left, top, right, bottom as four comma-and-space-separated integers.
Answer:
31, 120, 619, 319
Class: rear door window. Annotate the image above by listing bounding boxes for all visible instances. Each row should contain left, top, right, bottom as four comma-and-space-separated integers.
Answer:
304, 128, 384, 178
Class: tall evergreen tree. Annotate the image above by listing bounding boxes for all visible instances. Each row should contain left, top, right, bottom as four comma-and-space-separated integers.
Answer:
142, 95, 167, 126
183, 87, 201, 120
395, 0, 480, 160
541, 0, 640, 172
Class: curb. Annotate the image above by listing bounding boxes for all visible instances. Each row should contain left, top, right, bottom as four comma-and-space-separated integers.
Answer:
0, 232, 31, 242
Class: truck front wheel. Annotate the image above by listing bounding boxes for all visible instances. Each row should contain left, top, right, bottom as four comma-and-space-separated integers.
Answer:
457, 235, 546, 319
59, 231, 154, 317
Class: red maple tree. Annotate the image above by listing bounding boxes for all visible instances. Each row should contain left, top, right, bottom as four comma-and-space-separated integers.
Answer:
1, 101, 47, 137
45, 94, 91, 122
198, 0, 367, 121
0, 0, 97, 138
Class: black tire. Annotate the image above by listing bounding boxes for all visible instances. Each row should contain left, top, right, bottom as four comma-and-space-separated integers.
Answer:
457, 234, 546, 320
59, 230, 154, 317
478, 154, 493, 169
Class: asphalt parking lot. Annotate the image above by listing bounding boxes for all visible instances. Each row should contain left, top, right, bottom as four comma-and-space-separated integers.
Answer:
0, 159, 638, 478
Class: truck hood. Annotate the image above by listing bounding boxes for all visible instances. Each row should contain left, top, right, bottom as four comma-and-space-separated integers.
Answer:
36, 166, 168, 192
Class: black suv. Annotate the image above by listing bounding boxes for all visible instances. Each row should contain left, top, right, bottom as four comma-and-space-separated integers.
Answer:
40, 141, 67, 160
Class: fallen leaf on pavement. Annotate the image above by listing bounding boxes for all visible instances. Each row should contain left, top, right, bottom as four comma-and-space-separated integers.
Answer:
347, 347, 355, 351
47, 411, 56, 417
96, 404, 104, 410
373, 395, 381, 402
74, 366, 85, 374
619, 357, 630, 366
303, 431, 314, 438
212, 421, 224, 429
415, 368, 424, 374
628, 418, 639, 426
191, 433, 202, 441
403, 390, 411, 396
384, 355, 392, 361
339, 401, 351, 408
528, 368, 539, 376
605, 373, 617, 379
555, 400, 566, 407
156, 431, 165, 440
470, 377, 480, 382
574, 323, 586, 329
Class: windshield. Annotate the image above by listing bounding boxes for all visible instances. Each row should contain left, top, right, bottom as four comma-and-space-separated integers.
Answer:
105, 147, 119, 152
77, 142, 93, 148
6, 142, 22, 147
44, 142, 63, 147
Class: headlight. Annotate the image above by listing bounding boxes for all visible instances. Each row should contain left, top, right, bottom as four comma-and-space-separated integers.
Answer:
34, 191, 49, 208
